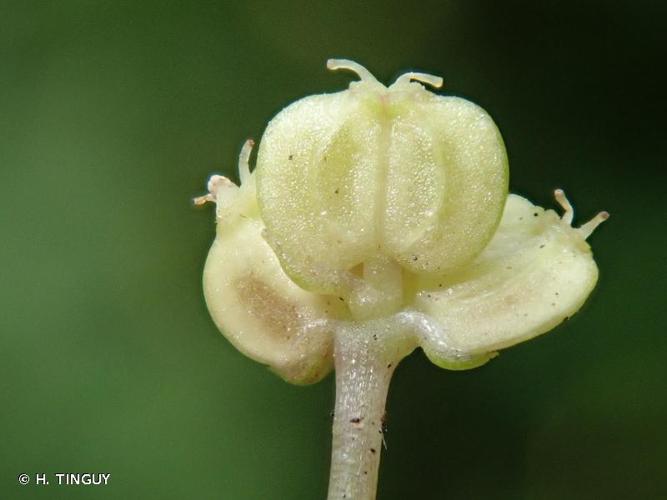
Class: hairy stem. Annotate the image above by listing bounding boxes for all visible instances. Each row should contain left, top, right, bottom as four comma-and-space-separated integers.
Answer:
327, 321, 411, 500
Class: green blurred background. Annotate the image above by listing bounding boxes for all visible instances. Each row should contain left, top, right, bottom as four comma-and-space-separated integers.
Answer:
1, 1, 665, 498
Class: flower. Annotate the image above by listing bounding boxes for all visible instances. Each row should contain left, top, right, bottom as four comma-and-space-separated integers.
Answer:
197, 59, 607, 382
196, 59, 608, 500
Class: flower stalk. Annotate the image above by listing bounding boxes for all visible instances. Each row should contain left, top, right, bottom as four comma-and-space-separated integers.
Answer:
328, 347, 393, 498
328, 323, 401, 500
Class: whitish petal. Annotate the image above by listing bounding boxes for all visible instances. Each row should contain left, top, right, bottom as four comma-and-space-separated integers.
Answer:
203, 178, 345, 384
414, 193, 605, 358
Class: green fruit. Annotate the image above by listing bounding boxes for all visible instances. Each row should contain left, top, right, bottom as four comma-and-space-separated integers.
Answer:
256, 61, 508, 297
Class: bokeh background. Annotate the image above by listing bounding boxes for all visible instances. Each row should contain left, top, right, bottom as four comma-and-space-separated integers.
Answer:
1, 1, 665, 498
